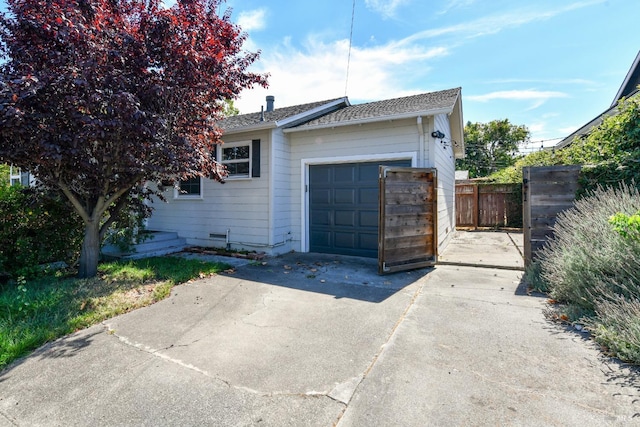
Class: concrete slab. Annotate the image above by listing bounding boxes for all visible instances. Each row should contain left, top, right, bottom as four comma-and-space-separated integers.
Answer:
338, 265, 640, 426
438, 230, 524, 270
0, 253, 430, 426
1, 232, 639, 426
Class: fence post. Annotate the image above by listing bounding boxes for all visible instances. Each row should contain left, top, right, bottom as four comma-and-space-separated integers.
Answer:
473, 184, 479, 229
523, 167, 531, 268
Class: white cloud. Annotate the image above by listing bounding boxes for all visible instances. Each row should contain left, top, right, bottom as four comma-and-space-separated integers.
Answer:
364, 0, 410, 19
237, 8, 267, 32
466, 90, 569, 111
235, 37, 449, 113
438, 0, 477, 15
558, 125, 580, 135
399, 0, 606, 44
232, 0, 601, 114
467, 90, 568, 102
485, 78, 596, 86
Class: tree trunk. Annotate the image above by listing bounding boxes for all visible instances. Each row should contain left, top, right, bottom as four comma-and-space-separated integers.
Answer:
78, 220, 101, 278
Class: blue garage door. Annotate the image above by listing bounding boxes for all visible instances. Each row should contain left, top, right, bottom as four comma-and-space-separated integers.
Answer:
309, 160, 411, 258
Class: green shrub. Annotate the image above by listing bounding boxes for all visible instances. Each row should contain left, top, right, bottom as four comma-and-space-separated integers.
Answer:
609, 211, 640, 241
587, 295, 640, 363
0, 164, 9, 188
488, 94, 640, 188
536, 183, 640, 313
0, 186, 83, 280
488, 149, 573, 184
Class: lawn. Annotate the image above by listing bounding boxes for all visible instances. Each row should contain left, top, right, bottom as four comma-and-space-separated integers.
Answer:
0, 256, 230, 370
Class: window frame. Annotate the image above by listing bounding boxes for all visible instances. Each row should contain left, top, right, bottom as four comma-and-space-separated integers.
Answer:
174, 176, 203, 200
219, 140, 252, 180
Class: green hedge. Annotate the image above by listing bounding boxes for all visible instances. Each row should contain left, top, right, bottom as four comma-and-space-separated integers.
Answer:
530, 184, 640, 363
0, 186, 83, 280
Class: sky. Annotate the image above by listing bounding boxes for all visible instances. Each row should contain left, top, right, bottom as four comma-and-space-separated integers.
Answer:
1, 0, 639, 150
222, 0, 639, 150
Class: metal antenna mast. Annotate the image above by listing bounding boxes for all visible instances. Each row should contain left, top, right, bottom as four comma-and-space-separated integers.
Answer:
345, 0, 356, 96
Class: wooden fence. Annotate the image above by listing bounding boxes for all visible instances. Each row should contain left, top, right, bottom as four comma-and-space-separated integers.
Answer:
523, 165, 581, 268
456, 182, 522, 228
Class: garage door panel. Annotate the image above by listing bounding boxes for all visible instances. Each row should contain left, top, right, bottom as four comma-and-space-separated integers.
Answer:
335, 189, 356, 204
358, 163, 379, 181
311, 210, 331, 226
359, 188, 378, 204
311, 189, 331, 204
335, 211, 355, 226
310, 231, 331, 247
310, 166, 331, 183
359, 233, 378, 250
334, 165, 355, 182
309, 160, 411, 258
359, 210, 378, 228
334, 232, 356, 249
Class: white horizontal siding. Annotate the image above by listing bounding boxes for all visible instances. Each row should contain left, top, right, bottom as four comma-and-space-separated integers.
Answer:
271, 128, 294, 251
146, 130, 275, 253
288, 118, 421, 252
433, 113, 456, 253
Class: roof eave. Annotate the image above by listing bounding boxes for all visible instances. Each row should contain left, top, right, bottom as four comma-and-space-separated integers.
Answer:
556, 91, 640, 148
612, 50, 640, 107
276, 97, 349, 128
221, 122, 277, 136
220, 97, 350, 136
449, 91, 465, 159
283, 106, 455, 133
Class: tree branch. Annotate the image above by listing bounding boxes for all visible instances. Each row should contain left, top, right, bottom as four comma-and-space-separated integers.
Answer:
58, 180, 91, 223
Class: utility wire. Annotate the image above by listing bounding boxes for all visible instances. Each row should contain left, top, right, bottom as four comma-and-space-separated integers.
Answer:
344, 0, 356, 97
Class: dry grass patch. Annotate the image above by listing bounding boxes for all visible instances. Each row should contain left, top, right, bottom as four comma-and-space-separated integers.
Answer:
0, 256, 229, 370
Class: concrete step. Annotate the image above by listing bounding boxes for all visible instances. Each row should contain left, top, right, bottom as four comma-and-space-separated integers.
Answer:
102, 231, 187, 260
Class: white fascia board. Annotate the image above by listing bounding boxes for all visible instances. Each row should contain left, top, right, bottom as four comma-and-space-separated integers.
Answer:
275, 97, 349, 128
451, 93, 465, 159
612, 51, 640, 107
283, 107, 453, 133
221, 122, 276, 136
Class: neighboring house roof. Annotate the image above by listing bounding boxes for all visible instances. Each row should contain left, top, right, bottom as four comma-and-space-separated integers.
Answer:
612, 50, 640, 107
557, 50, 640, 149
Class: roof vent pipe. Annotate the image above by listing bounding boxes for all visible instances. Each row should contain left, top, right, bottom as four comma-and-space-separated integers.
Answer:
260, 105, 264, 121
266, 95, 275, 112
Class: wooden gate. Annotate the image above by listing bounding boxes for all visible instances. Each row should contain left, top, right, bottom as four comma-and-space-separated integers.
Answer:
378, 167, 437, 274
523, 165, 581, 267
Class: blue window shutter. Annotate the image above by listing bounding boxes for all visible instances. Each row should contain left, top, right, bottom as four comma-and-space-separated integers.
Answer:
252, 139, 261, 177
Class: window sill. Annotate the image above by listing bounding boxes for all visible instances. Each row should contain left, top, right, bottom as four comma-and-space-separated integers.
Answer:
173, 195, 204, 201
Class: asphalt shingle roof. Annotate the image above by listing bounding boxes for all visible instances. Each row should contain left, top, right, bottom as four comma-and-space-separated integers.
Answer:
218, 98, 345, 132
218, 88, 461, 133
292, 87, 461, 129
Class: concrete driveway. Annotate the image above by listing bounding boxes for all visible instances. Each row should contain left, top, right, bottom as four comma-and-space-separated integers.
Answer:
1, 231, 639, 426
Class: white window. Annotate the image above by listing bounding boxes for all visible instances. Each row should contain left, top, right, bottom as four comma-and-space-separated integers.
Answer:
9, 166, 28, 186
174, 176, 203, 199
220, 141, 251, 179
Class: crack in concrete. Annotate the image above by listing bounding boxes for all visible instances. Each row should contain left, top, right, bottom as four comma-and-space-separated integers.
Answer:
467, 367, 619, 418
0, 410, 19, 426
239, 317, 300, 330
506, 232, 525, 260
422, 289, 539, 308
334, 277, 427, 426
103, 325, 345, 406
